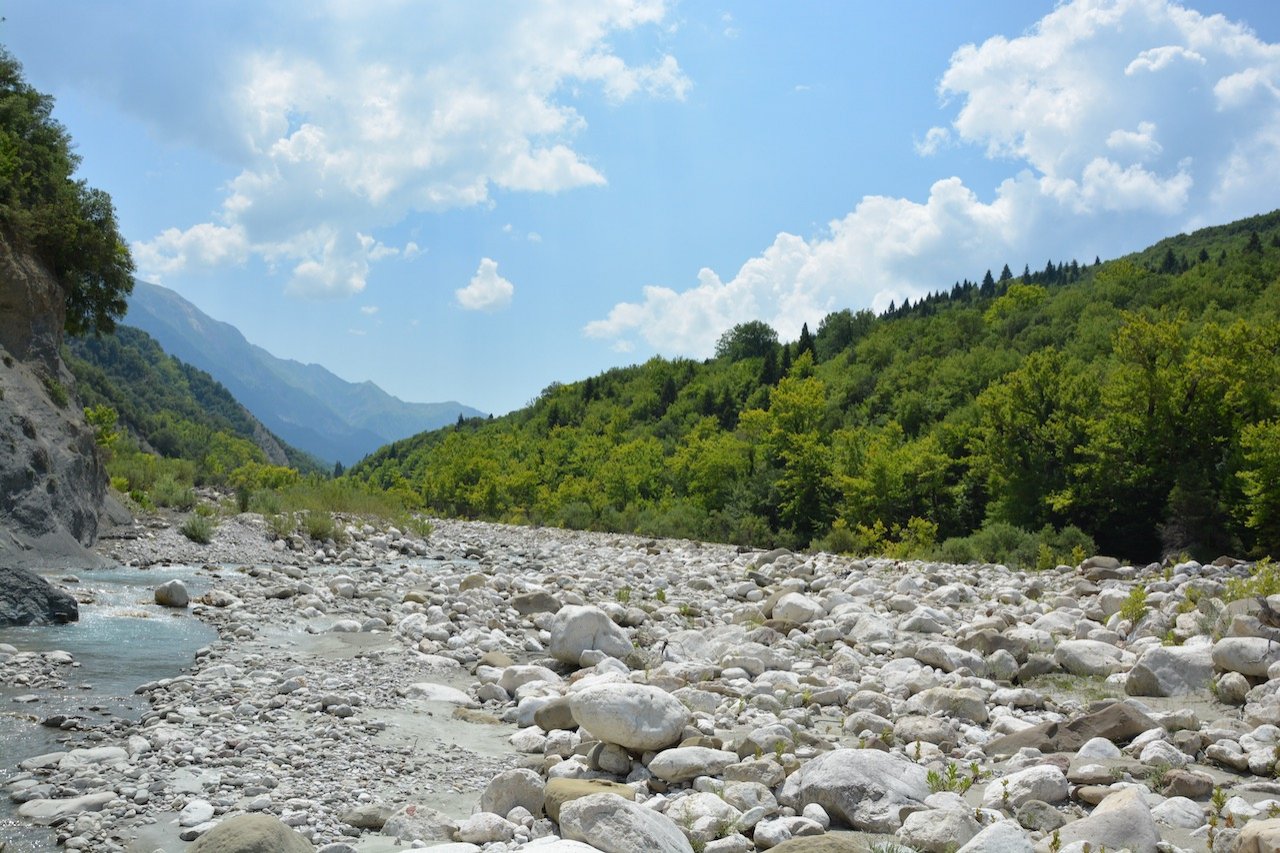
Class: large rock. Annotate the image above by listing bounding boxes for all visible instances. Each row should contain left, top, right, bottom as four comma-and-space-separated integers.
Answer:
380, 803, 458, 844
1126, 644, 1214, 696
570, 683, 689, 751
648, 746, 740, 782
187, 814, 315, 852
550, 605, 634, 664
1053, 786, 1159, 853
1237, 818, 1280, 853
17, 791, 114, 823
773, 592, 825, 624
1212, 637, 1280, 677
1053, 639, 1126, 676
779, 748, 930, 833
986, 701, 1158, 758
479, 768, 545, 817
955, 820, 1034, 853
154, 578, 190, 608
896, 808, 981, 852
544, 779, 637, 822
981, 765, 1068, 809
558, 792, 694, 853
0, 566, 78, 626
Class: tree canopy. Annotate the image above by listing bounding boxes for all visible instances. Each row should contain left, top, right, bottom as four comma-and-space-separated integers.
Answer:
0, 50, 133, 336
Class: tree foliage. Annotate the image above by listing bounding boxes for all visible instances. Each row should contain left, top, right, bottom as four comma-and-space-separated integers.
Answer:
349, 209, 1280, 562
0, 50, 133, 336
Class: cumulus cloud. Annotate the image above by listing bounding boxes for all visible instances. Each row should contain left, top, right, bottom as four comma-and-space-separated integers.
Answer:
456, 258, 515, 312
588, 0, 1280, 354
130, 1, 687, 295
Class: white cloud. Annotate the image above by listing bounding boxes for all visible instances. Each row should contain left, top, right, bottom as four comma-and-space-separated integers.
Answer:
130, 1, 687, 297
360, 305, 379, 316
456, 258, 515, 312
402, 242, 423, 260
587, 0, 1280, 355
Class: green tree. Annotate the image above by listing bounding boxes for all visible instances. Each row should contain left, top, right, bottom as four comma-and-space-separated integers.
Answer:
0, 50, 133, 336
716, 320, 779, 361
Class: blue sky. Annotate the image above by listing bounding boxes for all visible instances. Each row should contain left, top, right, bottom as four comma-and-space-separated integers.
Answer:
7, 1, 1280, 414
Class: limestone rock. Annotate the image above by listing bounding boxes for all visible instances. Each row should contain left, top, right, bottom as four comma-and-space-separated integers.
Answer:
896, 807, 982, 852
188, 814, 315, 852
381, 803, 457, 844
570, 683, 689, 751
550, 605, 634, 665
955, 819, 1034, 853
1126, 643, 1213, 696
1237, 818, 1280, 853
155, 578, 190, 608
1212, 637, 1280, 677
558, 792, 694, 853
479, 768, 545, 817
544, 779, 637, 822
779, 748, 930, 833
1053, 786, 1160, 853
648, 746, 740, 783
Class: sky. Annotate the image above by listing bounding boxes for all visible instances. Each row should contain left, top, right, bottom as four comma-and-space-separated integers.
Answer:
7, 0, 1280, 415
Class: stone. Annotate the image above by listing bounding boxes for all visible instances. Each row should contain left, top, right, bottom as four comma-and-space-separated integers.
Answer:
0, 566, 79, 625
1161, 768, 1213, 799
1126, 643, 1214, 696
1054, 639, 1125, 676
180, 799, 216, 826
1237, 818, 1280, 853
1212, 637, 1280, 677
911, 686, 989, 723
1053, 786, 1160, 853
155, 578, 190, 607
986, 701, 1158, 757
534, 695, 578, 731
480, 768, 545, 817
558, 792, 694, 853
982, 765, 1068, 809
767, 837, 864, 852
403, 682, 475, 704
340, 803, 392, 830
1150, 795, 1205, 828
550, 605, 634, 665
381, 803, 458, 844
1015, 799, 1066, 832
544, 779, 637, 822
664, 792, 743, 837
773, 592, 825, 624
17, 791, 115, 823
896, 807, 982, 852
188, 814, 315, 852
570, 683, 689, 751
779, 748, 930, 833
955, 819, 1035, 853
456, 812, 517, 843
648, 746, 740, 782
512, 590, 561, 615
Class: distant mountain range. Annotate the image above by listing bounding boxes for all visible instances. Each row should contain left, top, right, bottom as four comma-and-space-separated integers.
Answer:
125, 281, 483, 465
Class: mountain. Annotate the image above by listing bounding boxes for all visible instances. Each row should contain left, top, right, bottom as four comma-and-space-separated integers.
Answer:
124, 281, 484, 465
65, 326, 324, 475
350, 209, 1280, 565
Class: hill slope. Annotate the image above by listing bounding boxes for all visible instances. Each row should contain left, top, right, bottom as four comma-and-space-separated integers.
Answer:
351, 210, 1280, 564
65, 326, 323, 475
124, 281, 483, 465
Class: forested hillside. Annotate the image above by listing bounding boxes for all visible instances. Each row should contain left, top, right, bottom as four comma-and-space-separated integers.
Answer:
351, 211, 1280, 565
65, 326, 324, 485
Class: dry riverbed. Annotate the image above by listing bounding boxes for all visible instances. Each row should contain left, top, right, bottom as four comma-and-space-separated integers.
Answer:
4, 509, 1280, 852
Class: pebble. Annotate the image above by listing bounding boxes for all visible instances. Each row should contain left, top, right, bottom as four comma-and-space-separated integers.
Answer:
3, 513, 1279, 852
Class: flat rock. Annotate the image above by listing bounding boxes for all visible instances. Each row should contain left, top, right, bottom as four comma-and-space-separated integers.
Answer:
1126, 644, 1214, 696
648, 746, 740, 782
17, 791, 115, 823
986, 701, 1158, 757
544, 779, 637, 822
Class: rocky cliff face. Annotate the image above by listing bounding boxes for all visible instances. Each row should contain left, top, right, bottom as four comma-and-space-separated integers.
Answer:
0, 233, 109, 568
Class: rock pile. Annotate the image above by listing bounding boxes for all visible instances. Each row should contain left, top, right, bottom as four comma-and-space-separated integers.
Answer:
5, 515, 1280, 852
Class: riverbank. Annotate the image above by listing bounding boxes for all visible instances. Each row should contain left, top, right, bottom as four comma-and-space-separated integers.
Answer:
4, 509, 1280, 851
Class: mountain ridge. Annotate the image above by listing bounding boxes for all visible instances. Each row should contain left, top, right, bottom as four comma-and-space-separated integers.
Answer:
124, 281, 483, 465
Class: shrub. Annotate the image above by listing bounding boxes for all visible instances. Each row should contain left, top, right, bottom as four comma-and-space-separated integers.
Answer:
1224, 557, 1279, 602
303, 511, 343, 543
151, 475, 196, 511
1119, 585, 1149, 624
179, 514, 215, 544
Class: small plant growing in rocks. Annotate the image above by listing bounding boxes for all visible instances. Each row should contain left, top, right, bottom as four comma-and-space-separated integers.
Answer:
1119, 584, 1149, 624
1049, 829, 1062, 853
1211, 786, 1228, 815
615, 586, 632, 604
925, 761, 978, 794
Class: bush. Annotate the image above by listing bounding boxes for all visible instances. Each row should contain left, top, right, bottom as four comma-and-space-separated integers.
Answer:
179, 514, 214, 544
151, 475, 196, 511
303, 511, 343, 544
